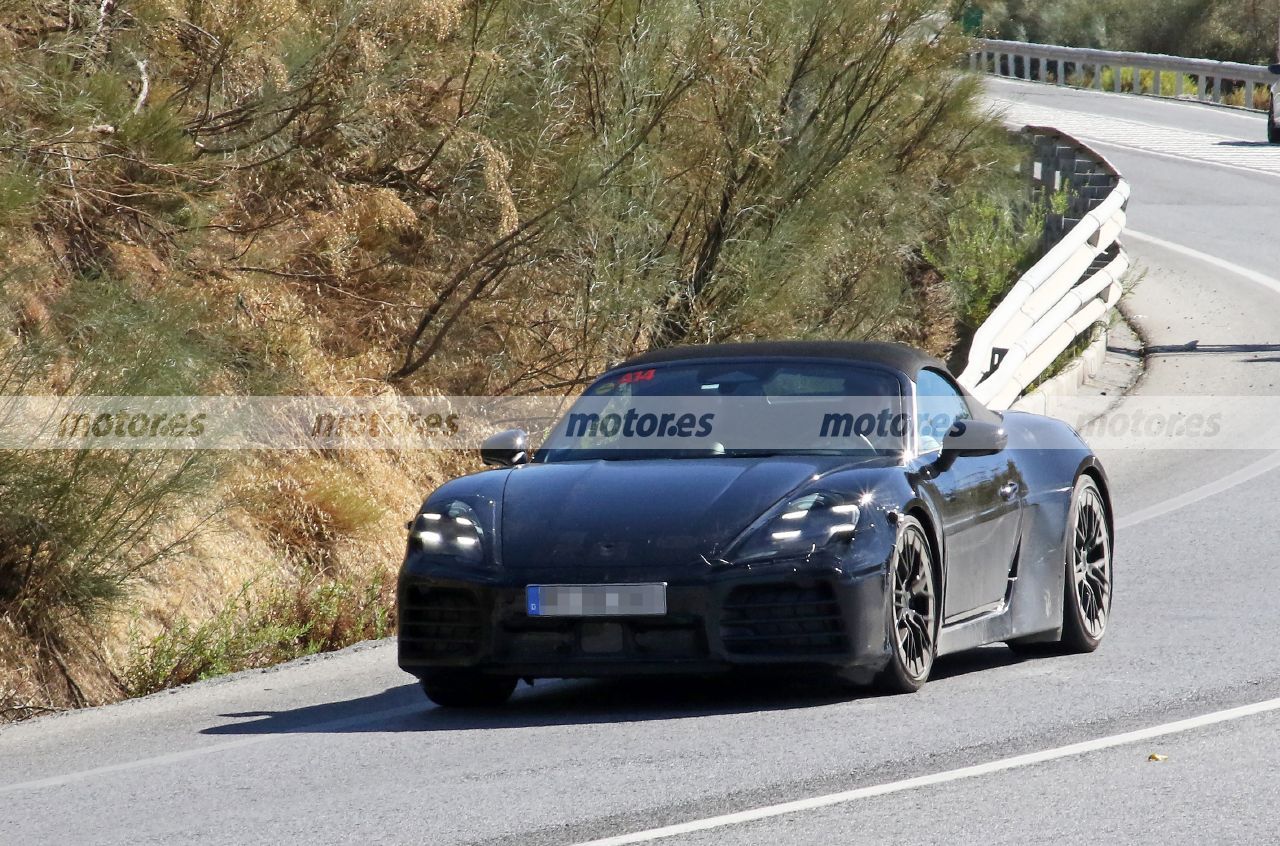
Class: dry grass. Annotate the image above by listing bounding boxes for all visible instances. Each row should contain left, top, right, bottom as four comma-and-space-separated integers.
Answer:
121, 571, 397, 696
1222, 84, 1273, 111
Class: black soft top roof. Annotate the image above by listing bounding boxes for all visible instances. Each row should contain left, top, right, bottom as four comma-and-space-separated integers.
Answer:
616, 341, 946, 378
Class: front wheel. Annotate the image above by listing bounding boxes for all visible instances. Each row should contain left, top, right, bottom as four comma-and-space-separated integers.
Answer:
875, 516, 938, 694
1269, 99, 1280, 144
420, 671, 517, 708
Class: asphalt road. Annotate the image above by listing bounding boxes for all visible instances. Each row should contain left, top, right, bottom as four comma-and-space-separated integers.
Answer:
5, 78, 1280, 846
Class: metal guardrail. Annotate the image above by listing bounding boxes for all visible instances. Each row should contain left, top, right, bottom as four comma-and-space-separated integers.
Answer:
959, 126, 1130, 410
975, 38, 1276, 111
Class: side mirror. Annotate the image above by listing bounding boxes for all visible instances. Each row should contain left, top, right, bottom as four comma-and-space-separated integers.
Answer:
941, 419, 1007, 460
1269, 64, 1280, 74
480, 428, 529, 467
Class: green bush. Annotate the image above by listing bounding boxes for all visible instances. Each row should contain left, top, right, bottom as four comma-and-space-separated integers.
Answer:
387, 0, 1029, 378
923, 189, 1045, 330
0, 275, 223, 683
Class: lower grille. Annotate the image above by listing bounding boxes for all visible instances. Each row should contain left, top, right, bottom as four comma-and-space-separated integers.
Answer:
500, 621, 706, 660
399, 586, 483, 660
720, 582, 847, 656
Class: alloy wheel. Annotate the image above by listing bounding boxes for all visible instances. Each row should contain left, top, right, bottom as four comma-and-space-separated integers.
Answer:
892, 526, 937, 681
1071, 486, 1112, 640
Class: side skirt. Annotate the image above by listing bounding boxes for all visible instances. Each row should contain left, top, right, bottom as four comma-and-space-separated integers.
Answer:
936, 540, 1061, 657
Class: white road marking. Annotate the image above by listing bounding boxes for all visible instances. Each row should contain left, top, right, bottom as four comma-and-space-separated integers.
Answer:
1118, 449, 1280, 530
1114, 229, 1280, 529
1125, 229, 1280, 298
573, 696, 1280, 846
0, 703, 425, 795
986, 96, 1280, 177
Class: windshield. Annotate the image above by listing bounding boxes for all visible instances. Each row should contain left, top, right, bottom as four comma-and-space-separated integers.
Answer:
538, 359, 906, 462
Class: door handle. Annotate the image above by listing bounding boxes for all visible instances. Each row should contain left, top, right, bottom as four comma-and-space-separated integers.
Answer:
999, 482, 1020, 500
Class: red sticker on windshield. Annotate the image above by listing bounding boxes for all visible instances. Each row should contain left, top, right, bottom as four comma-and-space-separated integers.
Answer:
619, 369, 656, 384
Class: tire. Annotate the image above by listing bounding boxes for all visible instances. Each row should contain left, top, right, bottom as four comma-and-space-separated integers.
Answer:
875, 516, 938, 694
420, 671, 517, 708
1008, 474, 1113, 656
1269, 95, 1280, 143
1060, 475, 1113, 651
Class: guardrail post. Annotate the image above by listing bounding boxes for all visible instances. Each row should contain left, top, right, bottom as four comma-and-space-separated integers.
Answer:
1213, 75, 1222, 102
1114, 66, 1124, 93
1043, 138, 1056, 188
1035, 135, 1055, 194
1071, 156, 1094, 217
1093, 63, 1103, 89
1246, 81, 1256, 109
1152, 68, 1162, 96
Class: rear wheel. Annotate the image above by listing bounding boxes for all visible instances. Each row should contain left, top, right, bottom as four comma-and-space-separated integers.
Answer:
875, 516, 937, 694
420, 671, 517, 708
1008, 474, 1112, 655
1060, 475, 1112, 651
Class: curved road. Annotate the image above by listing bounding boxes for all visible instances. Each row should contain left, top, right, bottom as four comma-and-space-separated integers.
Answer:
4, 77, 1280, 846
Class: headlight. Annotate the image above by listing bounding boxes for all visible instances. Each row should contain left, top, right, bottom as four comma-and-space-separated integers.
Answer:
407, 500, 486, 565
731, 492, 860, 564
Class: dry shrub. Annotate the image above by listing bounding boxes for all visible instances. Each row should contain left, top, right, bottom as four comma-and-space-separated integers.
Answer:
244, 456, 385, 569
121, 570, 396, 696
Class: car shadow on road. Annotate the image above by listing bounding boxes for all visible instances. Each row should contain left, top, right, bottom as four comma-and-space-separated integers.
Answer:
199, 646, 1021, 736
1214, 141, 1276, 148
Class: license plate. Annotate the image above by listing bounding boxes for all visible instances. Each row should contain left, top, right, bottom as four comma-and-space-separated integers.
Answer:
526, 583, 667, 617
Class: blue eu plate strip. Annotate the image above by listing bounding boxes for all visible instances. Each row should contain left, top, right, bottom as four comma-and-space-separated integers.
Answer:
526, 585, 541, 616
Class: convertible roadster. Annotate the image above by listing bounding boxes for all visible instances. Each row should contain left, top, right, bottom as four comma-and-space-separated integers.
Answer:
398, 342, 1113, 707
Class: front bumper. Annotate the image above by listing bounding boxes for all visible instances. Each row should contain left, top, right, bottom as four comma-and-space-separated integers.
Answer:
397, 559, 891, 680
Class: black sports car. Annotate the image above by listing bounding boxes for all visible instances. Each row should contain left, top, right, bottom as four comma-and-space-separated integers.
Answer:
397, 342, 1113, 707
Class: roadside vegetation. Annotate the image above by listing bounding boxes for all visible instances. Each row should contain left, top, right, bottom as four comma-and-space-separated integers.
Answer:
0, 0, 1047, 718
976, 0, 1280, 65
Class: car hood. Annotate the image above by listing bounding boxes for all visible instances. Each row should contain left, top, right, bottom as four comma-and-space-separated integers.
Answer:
497, 455, 887, 573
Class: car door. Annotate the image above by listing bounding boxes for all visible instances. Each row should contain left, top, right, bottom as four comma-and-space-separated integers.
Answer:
916, 369, 1024, 623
